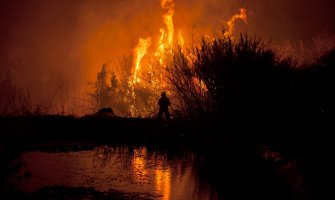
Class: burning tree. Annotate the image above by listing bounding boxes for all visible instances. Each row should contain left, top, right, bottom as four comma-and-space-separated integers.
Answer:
89, 0, 249, 118
124, 1, 248, 117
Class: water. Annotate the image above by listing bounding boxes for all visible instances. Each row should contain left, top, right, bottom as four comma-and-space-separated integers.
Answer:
8, 144, 310, 200
13, 146, 213, 200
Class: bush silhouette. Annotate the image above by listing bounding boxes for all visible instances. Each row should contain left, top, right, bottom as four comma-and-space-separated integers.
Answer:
169, 33, 335, 122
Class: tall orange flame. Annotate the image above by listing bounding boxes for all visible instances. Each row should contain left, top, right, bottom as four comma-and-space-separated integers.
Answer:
131, 37, 152, 84
155, 0, 176, 65
160, 0, 173, 7
224, 8, 247, 38
178, 31, 185, 50
164, 10, 174, 46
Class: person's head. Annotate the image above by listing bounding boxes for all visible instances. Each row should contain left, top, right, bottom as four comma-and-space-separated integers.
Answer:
161, 92, 167, 98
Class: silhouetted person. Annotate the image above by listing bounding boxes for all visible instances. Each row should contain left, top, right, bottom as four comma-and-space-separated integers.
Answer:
158, 92, 171, 119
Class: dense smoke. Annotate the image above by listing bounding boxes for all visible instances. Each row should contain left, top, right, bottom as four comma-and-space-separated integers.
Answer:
1, 0, 334, 115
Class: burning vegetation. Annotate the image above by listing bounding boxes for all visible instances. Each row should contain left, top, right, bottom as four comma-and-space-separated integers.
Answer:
88, 0, 249, 117
1, 0, 334, 118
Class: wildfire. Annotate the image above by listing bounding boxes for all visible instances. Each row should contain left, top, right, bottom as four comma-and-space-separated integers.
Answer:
155, 0, 176, 65
193, 77, 208, 93
130, 0, 178, 87
163, 2, 174, 46
224, 8, 247, 38
160, 0, 173, 8
131, 37, 152, 84
126, 1, 247, 117
178, 31, 185, 50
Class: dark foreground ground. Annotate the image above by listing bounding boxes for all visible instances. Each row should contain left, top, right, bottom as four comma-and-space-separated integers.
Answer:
0, 115, 334, 200
1, 113, 333, 142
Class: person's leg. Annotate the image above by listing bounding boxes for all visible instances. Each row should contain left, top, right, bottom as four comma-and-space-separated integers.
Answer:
165, 110, 170, 119
158, 109, 163, 119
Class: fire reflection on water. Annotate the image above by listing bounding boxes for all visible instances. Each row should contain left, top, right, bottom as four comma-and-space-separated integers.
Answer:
14, 146, 198, 200
132, 148, 171, 200
132, 147, 149, 183
155, 169, 171, 200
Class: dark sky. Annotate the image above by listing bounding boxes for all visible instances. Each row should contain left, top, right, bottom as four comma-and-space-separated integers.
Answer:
1, 0, 334, 113
246, 0, 335, 41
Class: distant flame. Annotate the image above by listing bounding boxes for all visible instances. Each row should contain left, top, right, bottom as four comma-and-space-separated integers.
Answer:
160, 0, 174, 9
131, 37, 152, 84
163, 3, 174, 46
155, 0, 176, 65
193, 77, 208, 93
224, 8, 247, 38
178, 31, 185, 49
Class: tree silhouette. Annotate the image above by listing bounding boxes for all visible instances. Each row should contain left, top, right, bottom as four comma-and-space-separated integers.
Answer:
89, 64, 114, 110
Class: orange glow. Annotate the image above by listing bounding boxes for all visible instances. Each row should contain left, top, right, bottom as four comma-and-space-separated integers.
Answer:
224, 8, 247, 38
160, 0, 173, 8
131, 147, 171, 199
155, 168, 171, 200
131, 37, 152, 84
127, 0, 180, 116
164, 10, 174, 46
83, 0, 248, 117
154, 0, 176, 64
132, 148, 148, 182
193, 77, 208, 93
178, 31, 185, 49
